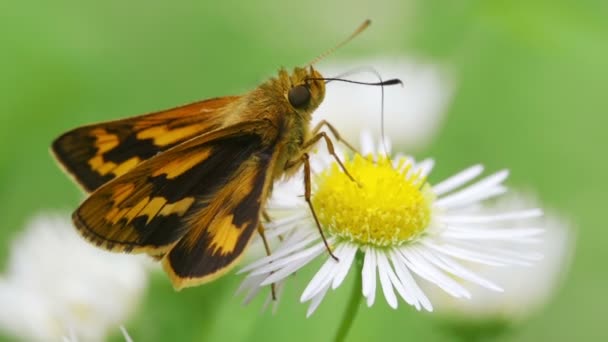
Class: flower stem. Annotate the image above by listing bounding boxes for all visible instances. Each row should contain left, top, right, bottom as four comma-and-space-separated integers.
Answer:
334, 251, 364, 342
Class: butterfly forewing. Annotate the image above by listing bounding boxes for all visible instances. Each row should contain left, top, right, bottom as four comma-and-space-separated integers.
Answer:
52, 96, 238, 192
72, 121, 277, 271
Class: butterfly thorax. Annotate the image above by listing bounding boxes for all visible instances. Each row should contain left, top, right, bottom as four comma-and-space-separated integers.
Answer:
239, 66, 326, 180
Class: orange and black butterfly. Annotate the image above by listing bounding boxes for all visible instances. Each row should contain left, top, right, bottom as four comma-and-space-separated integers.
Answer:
52, 20, 399, 290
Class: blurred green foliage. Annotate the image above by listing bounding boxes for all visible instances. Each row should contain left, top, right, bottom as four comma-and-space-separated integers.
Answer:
1, 0, 606, 341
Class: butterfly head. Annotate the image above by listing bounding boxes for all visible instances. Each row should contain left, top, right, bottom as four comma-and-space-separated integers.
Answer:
285, 66, 326, 116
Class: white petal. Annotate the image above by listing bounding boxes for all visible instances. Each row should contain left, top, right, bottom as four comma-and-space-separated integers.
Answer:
421, 240, 509, 266
435, 170, 509, 208
442, 227, 545, 240
415, 158, 435, 178
361, 248, 377, 307
440, 209, 543, 224
361, 247, 374, 296
432, 164, 484, 196
238, 274, 267, 305
332, 244, 358, 289
377, 136, 392, 156
120, 326, 133, 342
385, 257, 415, 307
439, 186, 508, 210
251, 241, 325, 276
301, 245, 344, 301
454, 240, 544, 264
390, 250, 433, 311
261, 248, 322, 285
398, 248, 470, 298
376, 251, 398, 309
360, 131, 375, 155
240, 233, 319, 274
416, 246, 502, 291
306, 283, 331, 318
265, 213, 309, 236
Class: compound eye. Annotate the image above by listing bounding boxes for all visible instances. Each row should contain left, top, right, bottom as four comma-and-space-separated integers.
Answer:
288, 85, 311, 108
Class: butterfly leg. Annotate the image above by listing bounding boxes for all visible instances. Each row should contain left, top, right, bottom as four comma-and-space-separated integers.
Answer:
257, 223, 277, 300
262, 210, 272, 222
311, 120, 359, 154
302, 132, 360, 186
285, 153, 339, 261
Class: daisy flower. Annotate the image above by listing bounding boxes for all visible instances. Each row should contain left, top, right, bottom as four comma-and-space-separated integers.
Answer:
0, 213, 148, 342
423, 198, 573, 323
315, 57, 453, 150
238, 133, 544, 317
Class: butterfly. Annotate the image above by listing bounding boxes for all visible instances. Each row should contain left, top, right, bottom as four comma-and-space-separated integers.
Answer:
51, 20, 399, 290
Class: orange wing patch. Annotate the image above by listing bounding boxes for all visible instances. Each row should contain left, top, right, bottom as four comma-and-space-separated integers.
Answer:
72, 121, 277, 263
207, 215, 246, 255
162, 142, 274, 290
152, 148, 212, 179
136, 123, 209, 146
52, 96, 239, 192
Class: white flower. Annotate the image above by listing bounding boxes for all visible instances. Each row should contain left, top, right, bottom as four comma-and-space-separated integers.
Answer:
0, 213, 149, 342
423, 197, 574, 322
238, 133, 544, 317
316, 57, 453, 150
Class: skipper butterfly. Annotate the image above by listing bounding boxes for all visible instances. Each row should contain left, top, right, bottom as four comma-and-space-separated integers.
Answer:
52, 20, 400, 290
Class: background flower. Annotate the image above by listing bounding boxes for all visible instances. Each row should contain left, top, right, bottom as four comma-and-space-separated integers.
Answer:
315, 57, 453, 150
424, 196, 574, 325
0, 213, 149, 342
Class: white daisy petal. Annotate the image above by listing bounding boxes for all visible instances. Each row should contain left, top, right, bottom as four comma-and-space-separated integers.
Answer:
441, 208, 543, 224
377, 137, 392, 156
437, 186, 508, 209
120, 326, 133, 342
251, 242, 326, 276
385, 257, 415, 307
418, 247, 502, 291
301, 245, 345, 301
265, 213, 309, 232
362, 248, 378, 307
331, 244, 358, 289
360, 131, 375, 155
239, 231, 318, 274
398, 248, 470, 298
361, 247, 375, 297
454, 240, 544, 263
235, 273, 265, 296
376, 252, 398, 309
443, 227, 545, 240
261, 247, 323, 286
414, 158, 435, 178
390, 250, 433, 311
432, 164, 484, 196
422, 240, 521, 266
435, 170, 509, 208
306, 283, 332, 318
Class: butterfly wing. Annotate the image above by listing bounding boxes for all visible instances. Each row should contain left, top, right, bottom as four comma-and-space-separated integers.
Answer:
161, 151, 272, 289
72, 120, 279, 288
52, 96, 239, 192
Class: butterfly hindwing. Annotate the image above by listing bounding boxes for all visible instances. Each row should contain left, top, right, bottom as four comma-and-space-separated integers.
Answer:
52, 96, 238, 192
162, 151, 272, 289
72, 120, 277, 262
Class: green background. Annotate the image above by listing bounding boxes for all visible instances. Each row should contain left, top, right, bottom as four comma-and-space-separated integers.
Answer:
1, 0, 606, 341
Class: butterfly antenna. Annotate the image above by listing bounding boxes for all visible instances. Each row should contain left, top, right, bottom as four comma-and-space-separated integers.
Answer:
327, 67, 395, 160
306, 19, 372, 66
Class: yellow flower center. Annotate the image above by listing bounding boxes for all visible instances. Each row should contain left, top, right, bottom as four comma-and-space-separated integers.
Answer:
312, 155, 434, 247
